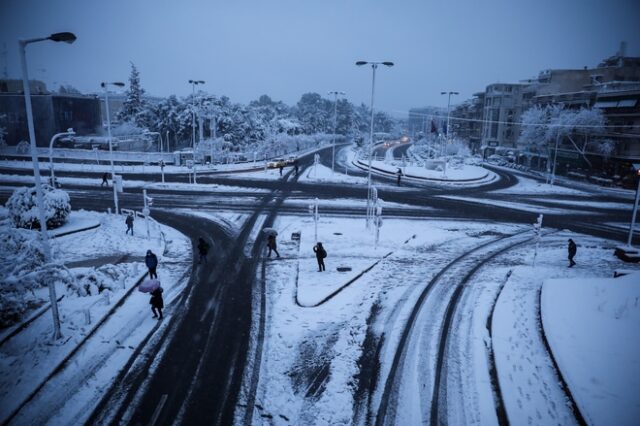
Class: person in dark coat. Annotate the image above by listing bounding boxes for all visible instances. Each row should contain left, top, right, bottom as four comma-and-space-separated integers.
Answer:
313, 242, 326, 271
267, 234, 280, 258
279, 164, 284, 176
145, 250, 158, 279
294, 160, 299, 176
197, 237, 210, 264
397, 168, 403, 186
101, 173, 109, 187
125, 213, 134, 235
150, 286, 164, 319
568, 239, 577, 267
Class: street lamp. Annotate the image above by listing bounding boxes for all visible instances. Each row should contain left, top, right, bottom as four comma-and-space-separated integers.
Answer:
188, 80, 204, 185
356, 60, 394, 228
49, 128, 75, 184
440, 91, 459, 156
627, 164, 640, 247
19, 31, 76, 340
328, 90, 345, 174
101, 81, 125, 215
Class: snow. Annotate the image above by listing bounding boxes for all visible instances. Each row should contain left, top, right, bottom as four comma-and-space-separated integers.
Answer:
440, 195, 590, 215
541, 272, 640, 426
351, 155, 496, 184
492, 234, 639, 426
298, 162, 368, 185
0, 209, 192, 424
493, 175, 589, 195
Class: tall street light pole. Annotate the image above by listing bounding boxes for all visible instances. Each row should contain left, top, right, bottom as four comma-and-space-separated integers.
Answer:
101, 81, 125, 214
328, 90, 345, 174
19, 31, 76, 340
49, 128, 75, 184
356, 60, 394, 228
440, 91, 459, 156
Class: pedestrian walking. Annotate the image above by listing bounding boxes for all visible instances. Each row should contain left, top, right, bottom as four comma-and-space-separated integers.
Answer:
267, 234, 280, 258
197, 237, 210, 264
150, 286, 164, 319
294, 160, 299, 176
279, 164, 284, 176
313, 242, 327, 271
568, 238, 577, 267
397, 168, 403, 186
101, 172, 109, 187
146, 249, 158, 279
125, 213, 134, 235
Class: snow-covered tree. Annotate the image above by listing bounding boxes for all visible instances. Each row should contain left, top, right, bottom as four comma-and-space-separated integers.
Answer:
5, 185, 71, 229
519, 105, 550, 150
117, 62, 146, 124
295, 92, 332, 134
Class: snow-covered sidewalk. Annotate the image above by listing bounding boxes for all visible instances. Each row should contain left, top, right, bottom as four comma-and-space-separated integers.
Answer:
541, 272, 640, 426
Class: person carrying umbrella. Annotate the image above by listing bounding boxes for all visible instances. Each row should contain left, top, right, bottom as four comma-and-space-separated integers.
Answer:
150, 286, 164, 319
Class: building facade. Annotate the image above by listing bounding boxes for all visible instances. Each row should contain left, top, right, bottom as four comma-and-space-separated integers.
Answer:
0, 79, 102, 147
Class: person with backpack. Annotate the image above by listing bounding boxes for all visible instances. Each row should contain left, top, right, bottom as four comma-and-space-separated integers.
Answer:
568, 238, 577, 267
125, 213, 134, 235
197, 237, 210, 264
313, 242, 326, 271
150, 286, 164, 319
145, 250, 158, 279
267, 234, 280, 258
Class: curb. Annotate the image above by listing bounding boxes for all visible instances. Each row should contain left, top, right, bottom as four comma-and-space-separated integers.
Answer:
352, 158, 490, 183
537, 284, 588, 426
51, 222, 101, 239
0, 295, 65, 347
1, 271, 148, 426
296, 234, 416, 308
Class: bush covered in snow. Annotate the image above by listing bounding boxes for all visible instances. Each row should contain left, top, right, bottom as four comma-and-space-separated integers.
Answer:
5, 184, 71, 229
67, 264, 128, 297
0, 226, 74, 327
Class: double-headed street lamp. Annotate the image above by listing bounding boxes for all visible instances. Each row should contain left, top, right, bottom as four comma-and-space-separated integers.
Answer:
356, 60, 394, 228
19, 31, 76, 340
101, 81, 125, 214
440, 91, 459, 155
328, 90, 346, 174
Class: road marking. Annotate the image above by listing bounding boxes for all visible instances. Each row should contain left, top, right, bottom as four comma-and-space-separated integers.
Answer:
150, 394, 168, 426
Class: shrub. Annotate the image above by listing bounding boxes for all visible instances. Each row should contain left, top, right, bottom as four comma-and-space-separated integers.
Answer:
5, 184, 71, 229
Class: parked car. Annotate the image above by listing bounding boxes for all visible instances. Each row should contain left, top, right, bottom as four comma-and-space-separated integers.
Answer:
267, 159, 288, 169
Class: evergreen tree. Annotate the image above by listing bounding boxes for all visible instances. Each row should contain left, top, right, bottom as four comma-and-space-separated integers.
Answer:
117, 62, 146, 124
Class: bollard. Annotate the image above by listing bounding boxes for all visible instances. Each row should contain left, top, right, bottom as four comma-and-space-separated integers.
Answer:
84, 309, 91, 325
103, 291, 110, 305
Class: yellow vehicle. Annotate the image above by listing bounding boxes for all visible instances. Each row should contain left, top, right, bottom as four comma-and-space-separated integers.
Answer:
267, 159, 288, 169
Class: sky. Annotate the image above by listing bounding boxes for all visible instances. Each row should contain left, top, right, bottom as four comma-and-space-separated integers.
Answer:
1, 0, 639, 116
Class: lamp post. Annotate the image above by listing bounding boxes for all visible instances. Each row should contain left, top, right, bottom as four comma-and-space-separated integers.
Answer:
19, 31, 76, 340
328, 90, 345, 174
101, 81, 125, 214
189, 80, 204, 184
356, 60, 394, 228
49, 128, 75, 184
440, 91, 459, 156
627, 165, 640, 247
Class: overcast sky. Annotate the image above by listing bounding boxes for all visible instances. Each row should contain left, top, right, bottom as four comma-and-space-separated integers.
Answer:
1, 0, 639, 116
